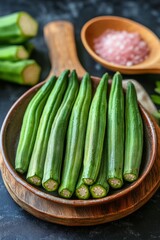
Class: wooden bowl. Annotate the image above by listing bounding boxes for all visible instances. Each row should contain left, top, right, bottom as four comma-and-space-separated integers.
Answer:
1, 21, 160, 226
81, 16, 160, 74
0, 76, 158, 226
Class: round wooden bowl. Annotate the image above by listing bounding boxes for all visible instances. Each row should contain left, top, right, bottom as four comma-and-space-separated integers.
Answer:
1, 21, 160, 226
0, 76, 159, 226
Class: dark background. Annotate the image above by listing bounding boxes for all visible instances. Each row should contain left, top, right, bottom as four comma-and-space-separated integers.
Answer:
0, 0, 160, 239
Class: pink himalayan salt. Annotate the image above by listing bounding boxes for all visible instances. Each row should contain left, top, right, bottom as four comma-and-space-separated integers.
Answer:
94, 30, 150, 66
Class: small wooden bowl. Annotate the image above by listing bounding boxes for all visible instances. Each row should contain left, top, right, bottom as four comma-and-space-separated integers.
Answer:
81, 16, 160, 74
0, 77, 158, 226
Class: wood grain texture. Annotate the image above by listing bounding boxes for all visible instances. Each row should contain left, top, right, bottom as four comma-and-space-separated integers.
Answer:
44, 21, 86, 77
0, 151, 2, 169
81, 16, 160, 74
0, 117, 160, 226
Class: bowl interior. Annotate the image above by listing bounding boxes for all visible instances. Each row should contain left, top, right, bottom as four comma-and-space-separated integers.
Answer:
81, 16, 160, 71
1, 78, 157, 206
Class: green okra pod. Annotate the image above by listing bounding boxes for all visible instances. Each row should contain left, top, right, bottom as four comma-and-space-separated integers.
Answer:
58, 72, 92, 198
42, 70, 79, 192
123, 81, 143, 182
0, 12, 38, 44
82, 73, 108, 186
15, 75, 57, 174
26, 70, 69, 186
107, 72, 124, 189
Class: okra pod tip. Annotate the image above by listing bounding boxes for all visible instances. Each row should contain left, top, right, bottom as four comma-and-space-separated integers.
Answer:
108, 178, 123, 189
27, 175, 41, 186
90, 184, 109, 199
42, 180, 59, 192
76, 184, 90, 200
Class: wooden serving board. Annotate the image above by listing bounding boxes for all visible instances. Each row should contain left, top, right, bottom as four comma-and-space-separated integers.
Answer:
0, 21, 160, 226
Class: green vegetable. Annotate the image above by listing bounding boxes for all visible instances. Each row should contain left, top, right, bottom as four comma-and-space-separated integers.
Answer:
123, 81, 143, 182
15, 76, 57, 174
0, 45, 29, 60
155, 81, 160, 89
90, 136, 110, 199
0, 12, 38, 44
75, 170, 90, 200
0, 60, 41, 86
58, 73, 92, 198
107, 72, 124, 189
154, 88, 160, 94
150, 81, 160, 123
82, 73, 108, 185
150, 80, 160, 104
42, 70, 79, 192
26, 70, 69, 186
151, 94, 160, 105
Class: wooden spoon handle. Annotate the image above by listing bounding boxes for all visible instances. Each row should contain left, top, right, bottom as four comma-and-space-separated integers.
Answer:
44, 21, 86, 77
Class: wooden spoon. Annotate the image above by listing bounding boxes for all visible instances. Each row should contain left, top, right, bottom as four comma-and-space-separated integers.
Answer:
44, 21, 86, 77
81, 16, 160, 74
44, 21, 159, 115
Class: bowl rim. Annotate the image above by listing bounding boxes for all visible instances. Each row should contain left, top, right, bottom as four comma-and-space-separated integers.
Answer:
0, 79, 157, 207
81, 15, 160, 72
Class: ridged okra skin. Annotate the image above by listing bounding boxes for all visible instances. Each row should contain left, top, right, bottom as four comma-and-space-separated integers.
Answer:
15, 76, 56, 174
0, 45, 29, 61
42, 70, 79, 192
0, 60, 41, 86
26, 70, 69, 186
123, 81, 143, 182
107, 72, 124, 189
0, 12, 38, 43
75, 170, 90, 200
58, 73, 92, 198
90, 135, 110, 199
82, 73, 108, 186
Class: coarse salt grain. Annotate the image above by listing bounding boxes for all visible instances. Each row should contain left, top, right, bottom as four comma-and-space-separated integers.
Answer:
93, 30, 150, 66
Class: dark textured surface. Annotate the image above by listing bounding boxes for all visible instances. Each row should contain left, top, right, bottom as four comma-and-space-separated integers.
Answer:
0, 0, 160, 239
